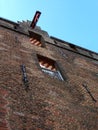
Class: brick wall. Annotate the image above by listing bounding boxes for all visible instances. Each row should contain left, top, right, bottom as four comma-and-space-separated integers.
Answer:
0, 88, 9, 130
0, 21, 98, 130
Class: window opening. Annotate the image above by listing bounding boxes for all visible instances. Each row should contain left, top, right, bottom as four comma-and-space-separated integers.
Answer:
37, 55, 64, 80
29, 31, 44, 47
30, 38, 42, 47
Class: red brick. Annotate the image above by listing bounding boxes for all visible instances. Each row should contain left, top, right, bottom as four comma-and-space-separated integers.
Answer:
0, 18, 98, 130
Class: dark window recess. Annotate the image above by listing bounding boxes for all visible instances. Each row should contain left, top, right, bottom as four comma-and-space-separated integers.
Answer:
69, 43, 77, 51
30, 11, 41, 29
21, 64, 29, 89
29, 31, 44, 47
14, 25, 18, 29
82, 83, 96, 102
37, 55, 64, 80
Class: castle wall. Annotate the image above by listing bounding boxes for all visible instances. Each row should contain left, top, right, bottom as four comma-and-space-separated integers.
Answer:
0, 19, 98, 130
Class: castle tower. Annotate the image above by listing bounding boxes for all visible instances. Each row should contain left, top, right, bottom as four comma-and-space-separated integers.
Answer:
0, 17, 98, 130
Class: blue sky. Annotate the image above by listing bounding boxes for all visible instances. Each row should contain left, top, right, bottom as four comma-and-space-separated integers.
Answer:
0, 0, 98, 53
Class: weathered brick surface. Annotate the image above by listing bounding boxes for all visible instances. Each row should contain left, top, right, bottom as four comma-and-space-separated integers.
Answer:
0, 88, 9, 130
0, 20, 98, 130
